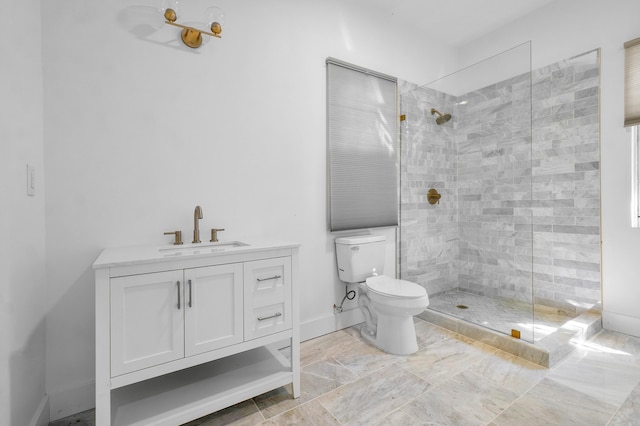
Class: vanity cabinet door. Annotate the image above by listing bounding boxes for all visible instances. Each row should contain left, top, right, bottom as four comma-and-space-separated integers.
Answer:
110, 270, 185, 377
184, 264, 244, 357
244, 257, 292, 340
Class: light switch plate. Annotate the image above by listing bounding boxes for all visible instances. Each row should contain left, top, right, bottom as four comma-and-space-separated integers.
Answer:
26, 164, 35, 197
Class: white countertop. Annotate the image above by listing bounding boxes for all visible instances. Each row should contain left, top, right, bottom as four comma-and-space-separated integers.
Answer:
93, 239, 300, 269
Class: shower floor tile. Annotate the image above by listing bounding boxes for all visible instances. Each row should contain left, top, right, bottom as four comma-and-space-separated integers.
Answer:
428, 290, 575, 343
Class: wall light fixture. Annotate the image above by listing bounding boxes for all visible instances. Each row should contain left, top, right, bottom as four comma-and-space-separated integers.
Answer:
161, 0, 225, 48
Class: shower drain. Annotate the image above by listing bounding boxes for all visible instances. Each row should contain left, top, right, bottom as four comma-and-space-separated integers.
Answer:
456, 304, 469, 309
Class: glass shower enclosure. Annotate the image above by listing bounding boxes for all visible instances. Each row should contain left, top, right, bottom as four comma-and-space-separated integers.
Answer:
399, 42, 536, 342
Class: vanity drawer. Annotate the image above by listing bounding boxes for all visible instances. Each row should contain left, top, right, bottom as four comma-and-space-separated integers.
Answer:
244, 257, 292, 340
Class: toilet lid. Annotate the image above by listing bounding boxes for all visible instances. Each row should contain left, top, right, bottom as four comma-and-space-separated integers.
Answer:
365, 275, 427, 298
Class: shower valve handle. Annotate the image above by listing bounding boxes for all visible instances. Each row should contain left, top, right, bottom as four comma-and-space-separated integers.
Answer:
427, 189, 441, 205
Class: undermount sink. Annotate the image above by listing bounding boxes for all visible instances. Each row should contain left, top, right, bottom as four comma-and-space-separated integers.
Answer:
159, 241, 249, 256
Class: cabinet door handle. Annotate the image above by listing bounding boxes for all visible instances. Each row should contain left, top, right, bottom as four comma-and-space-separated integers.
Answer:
257, 312, 282, 321
256, 275, 282, 282
188, 279, 193, 308
176, 281, 181, 310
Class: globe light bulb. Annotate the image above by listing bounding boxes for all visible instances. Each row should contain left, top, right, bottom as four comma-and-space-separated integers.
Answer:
205, 7, 225, 36
160, 0, 181, 22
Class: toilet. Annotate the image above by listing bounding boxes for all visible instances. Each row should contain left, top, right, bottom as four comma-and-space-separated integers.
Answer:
335, 235, 429, 355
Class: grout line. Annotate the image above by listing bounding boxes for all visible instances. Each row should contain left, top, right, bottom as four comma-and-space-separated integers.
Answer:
250, 398, 267, 423
314, 397, 344, 426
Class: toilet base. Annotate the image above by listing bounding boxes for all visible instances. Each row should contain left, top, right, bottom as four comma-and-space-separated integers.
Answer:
360, 313, 418, 355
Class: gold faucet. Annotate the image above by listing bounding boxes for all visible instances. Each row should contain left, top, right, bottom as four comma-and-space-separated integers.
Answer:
164, 230, 183, 245
193, 205, 203, 243
210, 228, 225, 242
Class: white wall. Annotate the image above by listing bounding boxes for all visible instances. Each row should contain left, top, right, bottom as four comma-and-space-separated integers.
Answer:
40, 0, 457, 419
459, 0, 640, 337
0, 0, 48, 425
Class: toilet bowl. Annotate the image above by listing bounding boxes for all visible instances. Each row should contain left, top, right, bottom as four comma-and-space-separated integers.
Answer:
335, 235, 429, 355
358, 276, 429, 355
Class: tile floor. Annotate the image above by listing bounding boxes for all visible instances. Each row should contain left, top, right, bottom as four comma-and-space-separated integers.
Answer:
51, 317, 640, 426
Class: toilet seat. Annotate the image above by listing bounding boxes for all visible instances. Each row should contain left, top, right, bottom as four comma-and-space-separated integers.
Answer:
365, 275, 426, 299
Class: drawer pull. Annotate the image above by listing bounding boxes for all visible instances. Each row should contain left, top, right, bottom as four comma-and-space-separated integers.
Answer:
257, 312, 282, 321
257, 275, 282, 282
176, 281, 181, 310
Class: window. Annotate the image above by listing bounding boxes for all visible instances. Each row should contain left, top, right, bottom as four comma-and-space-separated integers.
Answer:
633, 126, 640, 227
625, 37, 640, 127
326, 58, 398, 232
626, 37, 640, 225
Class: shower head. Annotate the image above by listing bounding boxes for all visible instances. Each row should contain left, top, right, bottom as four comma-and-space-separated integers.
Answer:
430, 108, 452, 125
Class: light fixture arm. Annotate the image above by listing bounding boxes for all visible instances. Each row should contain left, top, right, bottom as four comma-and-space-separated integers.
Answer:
163, 7, 223, 49
165, 20, 221, 39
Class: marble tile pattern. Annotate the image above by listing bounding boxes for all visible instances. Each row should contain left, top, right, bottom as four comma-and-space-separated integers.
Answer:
398, 81, 459, 297
427, 288, 572, 342
530, 49, 601, 313
455, 69, 534, 306
398, 49, 600, 316
419, 290, 602, 367
52, 322, 640, 425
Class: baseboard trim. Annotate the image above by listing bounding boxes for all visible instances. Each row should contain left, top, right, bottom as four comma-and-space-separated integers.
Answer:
48, 379, 95, 422
28, 394, 49, 426
301, 308, 363, 342
602, 310, 640, 338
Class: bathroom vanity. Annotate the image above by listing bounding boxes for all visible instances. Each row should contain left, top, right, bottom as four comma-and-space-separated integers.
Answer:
93, 240, 300, 426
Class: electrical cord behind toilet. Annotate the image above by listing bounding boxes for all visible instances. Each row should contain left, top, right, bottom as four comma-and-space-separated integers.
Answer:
333, 285, 356, 313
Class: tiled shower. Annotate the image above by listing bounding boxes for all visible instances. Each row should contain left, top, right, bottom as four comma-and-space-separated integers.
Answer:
399, 45, 600, 343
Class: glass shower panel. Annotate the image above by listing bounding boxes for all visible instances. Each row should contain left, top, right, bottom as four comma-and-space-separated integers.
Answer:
399, 42, 534, 342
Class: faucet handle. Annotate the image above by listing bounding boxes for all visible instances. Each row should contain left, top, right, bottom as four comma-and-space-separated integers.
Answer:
164, 230, 183, 245
210, 228, 225, 242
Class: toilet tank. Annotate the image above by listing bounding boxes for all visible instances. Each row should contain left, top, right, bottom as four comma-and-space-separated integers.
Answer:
335, 235, 386, 283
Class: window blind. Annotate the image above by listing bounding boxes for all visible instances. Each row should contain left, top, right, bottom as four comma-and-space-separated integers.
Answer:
625, 37, 640, 127
326, 58, 398, 231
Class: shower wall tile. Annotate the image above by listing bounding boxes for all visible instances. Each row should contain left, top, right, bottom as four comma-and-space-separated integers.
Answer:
399, 49, 600, 314
531, 49, 600, 313
399, 83, 458, 296
456, 67, 534, 305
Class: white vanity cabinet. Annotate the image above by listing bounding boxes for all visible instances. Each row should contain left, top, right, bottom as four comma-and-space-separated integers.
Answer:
93, 241, 300, 426
244, 257, 292, 340
184, 264, 244, 357
110, 264, 244, 377
110, 270, 186, 376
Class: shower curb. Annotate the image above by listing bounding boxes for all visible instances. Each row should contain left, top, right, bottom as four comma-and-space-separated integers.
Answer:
417, 307, 602, 368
